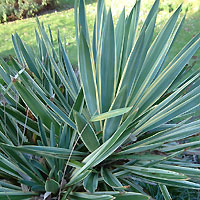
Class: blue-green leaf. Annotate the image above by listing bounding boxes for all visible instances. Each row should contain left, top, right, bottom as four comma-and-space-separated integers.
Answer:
100, 9, 116, 113
83, 172, 98, 193
74, 111, 100, 152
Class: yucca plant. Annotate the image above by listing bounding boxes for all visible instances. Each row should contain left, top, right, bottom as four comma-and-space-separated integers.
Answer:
0, 0, 200, 199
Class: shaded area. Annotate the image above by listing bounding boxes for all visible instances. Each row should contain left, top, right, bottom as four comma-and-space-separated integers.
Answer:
0, 0, 96, 23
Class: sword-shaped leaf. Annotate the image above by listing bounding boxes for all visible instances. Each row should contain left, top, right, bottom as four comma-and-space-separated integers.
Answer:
100, 9, 116, 113
83, 172, 98, 193
91, 107, 131, 122
121, 165, 188, 180
13, 81, 60, 132
103, 86, 127, 141
71, 109, 137, 181
69, 192, 114, 200
101, 167, 124, 189
115, 8, 125, 81
79, 30, 100, 131
159, 185, 172, 200
0, 143, 85, 159
114, 192, 150, 200
74, 111, 100, 152
136, 37, 200, 117
0, 191, 38, 200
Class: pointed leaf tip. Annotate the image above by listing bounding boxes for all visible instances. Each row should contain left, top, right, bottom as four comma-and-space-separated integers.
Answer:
91, 107, 132, 122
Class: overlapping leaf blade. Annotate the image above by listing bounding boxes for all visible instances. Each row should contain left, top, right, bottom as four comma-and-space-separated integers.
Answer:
74, 111, 100, 152
0, 0, 200, 199
79, 30, 99, 118
99, 9, 116, 113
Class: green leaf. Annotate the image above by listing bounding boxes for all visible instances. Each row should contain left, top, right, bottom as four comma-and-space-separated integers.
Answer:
0, 181, 21, 190
79, 30, 99, 118
121, 0, 158, 92
50, 123, 56, 147
58, 35, 79, 95
115, 8, 125, 81
120, 165, 188, 180
83, 172, 98, 193
31, 78, 76, 130
160, 140, 200, 153
150, 121, 200, 145
157, 164, 200, 178
74, 0, 80, 47
67, 170, 91, 186
133, 73, 200, 134
135, 37, 200, 117
45, 179, 59, 194
123, 121, 200, 156
0, 105, 39, 134
117, 24, 146, 97
133, 85, 200, 137
0, 145, 44, 185
168, 32, 200, 67
99, 9, 116, 113
103, 86, 127, 141
159, 184, 172, 200
69, 192, 114, 200
0, 60, 14, 91
0, 108, 24, 144
13, 33, 40, 79
69, 87, 84, 119
37, 58, 71, 113
96, 0, 106, 52
13, 81, 60, 132
101, 167, 124, 189
0, 191, 37, 200
140, 176, 200, 190
92, 0, 107, 62
0, 154, 22, 179
118, 142, 163, 155
125, 0, 141, 62
59, 125, 70, 149
0, 144, 85, 160
74, 111, 100, 152
91, 107, 131, 122
71, 109, 137, 181
130, 4, 182, 107
36, 20, 76, 100
10, 57, 38, 90
12, 33, 24, 65
38, 117, 48, 146
92, 19, 97, 62
143, 150, 184, 168
114, 192, 150, 200
78, 0, 90, 46
31, 160, 48, 175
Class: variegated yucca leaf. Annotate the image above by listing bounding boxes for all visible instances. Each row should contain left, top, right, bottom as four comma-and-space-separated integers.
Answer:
0, 0, 200, 199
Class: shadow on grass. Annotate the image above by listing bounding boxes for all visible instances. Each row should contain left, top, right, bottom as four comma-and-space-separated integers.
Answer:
57, 0, 97, 9
38, 0, 97, 15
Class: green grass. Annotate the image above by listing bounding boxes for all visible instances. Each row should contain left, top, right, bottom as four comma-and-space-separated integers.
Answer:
0, 0, 200, 67
0, 0, 96, 66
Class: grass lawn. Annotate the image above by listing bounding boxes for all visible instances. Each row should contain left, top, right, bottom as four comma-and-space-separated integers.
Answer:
0, 0, 200, 68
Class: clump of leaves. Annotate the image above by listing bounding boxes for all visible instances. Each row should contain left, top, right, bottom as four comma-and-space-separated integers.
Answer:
0, 0, 200, 199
